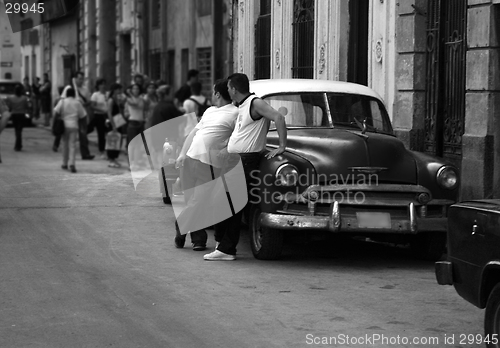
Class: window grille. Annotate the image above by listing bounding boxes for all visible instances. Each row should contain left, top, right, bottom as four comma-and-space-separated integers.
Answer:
254, 0, 271, 79
197, 47, 212, 96
292, 0, 314, 78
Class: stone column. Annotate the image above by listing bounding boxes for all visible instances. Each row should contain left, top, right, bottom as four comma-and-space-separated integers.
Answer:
462, 1, 500, 199
393, 0, 427, 151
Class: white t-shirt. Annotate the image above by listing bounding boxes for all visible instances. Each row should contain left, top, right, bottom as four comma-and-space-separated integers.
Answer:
183, 95, 210, 116
91, 91, 108, 114
54, 97, 87, 129
187, 104, 238, 167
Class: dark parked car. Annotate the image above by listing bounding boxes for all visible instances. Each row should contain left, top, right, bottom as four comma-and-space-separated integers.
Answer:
246, 79, 459, 260
436, 200, 500, 347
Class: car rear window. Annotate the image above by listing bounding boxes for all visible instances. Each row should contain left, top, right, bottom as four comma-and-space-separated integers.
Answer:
0, 83, 18, 95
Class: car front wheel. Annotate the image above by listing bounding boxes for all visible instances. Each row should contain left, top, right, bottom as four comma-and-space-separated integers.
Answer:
485, 283, 500, 348
249, 205, 283, 260
410, 232, 446, 261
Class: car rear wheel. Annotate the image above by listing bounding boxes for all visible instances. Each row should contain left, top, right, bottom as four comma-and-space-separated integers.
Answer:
410, 232, 446, 261
249, 205, 283, 260
485, 283, 500, 348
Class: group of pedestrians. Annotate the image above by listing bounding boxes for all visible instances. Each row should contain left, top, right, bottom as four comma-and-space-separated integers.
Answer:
172, 73, 287, 261
50, 72, 174, 172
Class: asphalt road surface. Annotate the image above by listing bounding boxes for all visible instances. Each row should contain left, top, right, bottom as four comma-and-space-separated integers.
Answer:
0, 125, 484, 348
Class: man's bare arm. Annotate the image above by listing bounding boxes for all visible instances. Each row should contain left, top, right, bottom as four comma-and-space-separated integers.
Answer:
252, 99, 287, 159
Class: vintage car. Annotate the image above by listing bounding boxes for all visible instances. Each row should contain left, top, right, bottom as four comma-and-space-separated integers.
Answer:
436, 200, 500, 347
158, 79, 460, 260
246, 79, 459, 260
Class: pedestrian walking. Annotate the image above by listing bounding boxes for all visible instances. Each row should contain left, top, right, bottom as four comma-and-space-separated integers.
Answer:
183, 81, 211, 121
133, 73, 146, 94
72, 71, 95, 160
174, 78, 239, 251
54, 87, 87, 173
90, 78, 109, 159
52, 86, 66, 152
31, 77, 40, 120
124, 84, 146, 169
203, 73, 287, 261
39, 73, 52, 127
143, 82, 158, 130
0, 98, 12, 163
106, 83, 125, 168
174, 69, 199, 110
6, 84, 30, 152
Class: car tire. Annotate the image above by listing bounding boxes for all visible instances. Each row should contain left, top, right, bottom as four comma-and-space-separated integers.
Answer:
410, 232, 446, 261
249, 205, 283, 260
485, 283, 500, 348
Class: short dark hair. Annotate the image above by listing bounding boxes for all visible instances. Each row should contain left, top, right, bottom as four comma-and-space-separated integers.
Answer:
214, 79, 231, 101
187, 69, 199, 80
109, 83, 123, 99
95, 78, 106, 90
190, 81, 202, 95
74, 71, 84, 79
58, 86, 65, 95
66, 87, 76, 98
227, 73, 250, 94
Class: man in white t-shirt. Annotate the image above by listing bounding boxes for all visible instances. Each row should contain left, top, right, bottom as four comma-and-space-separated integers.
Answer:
174, 79, 238, 251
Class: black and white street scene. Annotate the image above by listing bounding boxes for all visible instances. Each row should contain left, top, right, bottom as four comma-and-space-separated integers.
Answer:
1, 0, 499, 347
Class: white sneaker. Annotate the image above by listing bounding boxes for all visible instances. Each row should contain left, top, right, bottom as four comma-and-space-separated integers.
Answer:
203, 250, 236, 261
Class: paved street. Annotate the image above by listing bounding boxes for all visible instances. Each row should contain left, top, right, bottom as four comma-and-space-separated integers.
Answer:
0, 124, 485, 348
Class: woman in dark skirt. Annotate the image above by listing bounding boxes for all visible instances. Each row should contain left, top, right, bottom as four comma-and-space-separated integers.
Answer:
106, 83, 125, 168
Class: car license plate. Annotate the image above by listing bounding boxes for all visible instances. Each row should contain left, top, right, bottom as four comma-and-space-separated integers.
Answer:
356, 212, 391, 229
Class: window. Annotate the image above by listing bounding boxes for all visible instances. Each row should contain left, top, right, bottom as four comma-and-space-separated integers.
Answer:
264, 92, 392, 134
327, 93, 392, 133
167, 50, 175, 87
196, 0, 211, 17
254, 0, 271, 79
149, 49, 162, 81
181, 49, 189, 83
151, 0, 161, 28
292, 0, 314, 78
196, 48, 212, 96
4, 73, 12, 80
264, 93, 329, 128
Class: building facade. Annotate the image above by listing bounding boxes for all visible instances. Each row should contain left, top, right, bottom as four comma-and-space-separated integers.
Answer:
233, 0, 500, 200
0, 1, 21, 81
141, 0, 233, 95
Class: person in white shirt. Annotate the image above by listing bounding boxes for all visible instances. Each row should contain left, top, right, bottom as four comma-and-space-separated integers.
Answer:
53, 88, 87, 173
90, 78, 108, 158
72, 71, 95, 160
174, 79, 239, 251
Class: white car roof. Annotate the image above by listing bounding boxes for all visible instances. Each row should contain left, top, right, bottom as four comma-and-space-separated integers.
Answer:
250, 79, 383, 101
